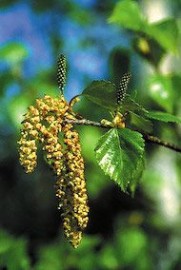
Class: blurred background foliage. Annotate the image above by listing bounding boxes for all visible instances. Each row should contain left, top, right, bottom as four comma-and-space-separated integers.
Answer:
0, 0, 181, 269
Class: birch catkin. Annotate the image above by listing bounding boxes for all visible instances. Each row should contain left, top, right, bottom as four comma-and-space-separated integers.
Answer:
18, 94, 89, 248
55, 119, 89, 248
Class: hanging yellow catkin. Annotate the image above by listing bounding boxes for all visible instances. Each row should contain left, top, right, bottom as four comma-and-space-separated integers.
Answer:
18, 95, 69, 176
36, 95, 69, 176
56, 115, 89, 248
18, 93, 89, 248
18, 54, 89, 248
18, 106, 40, 173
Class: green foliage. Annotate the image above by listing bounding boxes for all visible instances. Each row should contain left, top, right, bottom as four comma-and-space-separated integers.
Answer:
148, 75, 175, 113
35, 235, 101, 270
99, 225, 152, 270
34, 227, 153, 270
145, 111, 181, 123
120, 96, 148, 114
82, 80, 117, 110
144, 18, 179, 53
0, 42, 28, 63
82, 73, 180, 195
82, 79, 147, 115
109, 0, 179, 53
79, 126, 109, 198
0, 230, 30, 270
95, 128, 145, 192
115, 228, 149, 268
129, 112, 153, 133
108, 0, 146, 31
133, 36, 165, 67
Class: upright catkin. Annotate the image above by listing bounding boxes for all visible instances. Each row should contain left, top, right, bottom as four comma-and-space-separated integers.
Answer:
117, 73, 131, 104
57, 54, 67, 92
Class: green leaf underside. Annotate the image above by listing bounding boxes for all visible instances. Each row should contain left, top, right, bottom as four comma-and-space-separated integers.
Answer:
82, 80, 117, 110
95, 128, 145, 192
129, 112, 153, 133
130, 158, 145, 194
145, 111, 181, 124
120, 96, 148, 114
108, 0, 146, 31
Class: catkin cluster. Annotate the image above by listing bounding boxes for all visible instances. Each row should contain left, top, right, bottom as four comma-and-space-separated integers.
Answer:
18, 95, 68, 174
18, 95, 89, 248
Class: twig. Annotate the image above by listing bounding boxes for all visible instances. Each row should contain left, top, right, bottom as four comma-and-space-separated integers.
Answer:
65, 118, 106, 128
143, 134, 181, 153
65, 118, 181, 153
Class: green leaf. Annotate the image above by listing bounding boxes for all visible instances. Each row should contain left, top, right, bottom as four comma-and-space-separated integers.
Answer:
121, 96, 148, 114
108, 0, 146, 31
95, 128, 145, 192
145, 111, 181, 124
148, 75, 175, 113
109, 1, 179, 54
0, 230, 30, 270
0, 42, 28, 63
115, 228, 148, 265
82, 80, 117, 110
145, 18, 179, 53
133, 36, 166, 68
130, 158, 145, 194
129, 112, 153, 133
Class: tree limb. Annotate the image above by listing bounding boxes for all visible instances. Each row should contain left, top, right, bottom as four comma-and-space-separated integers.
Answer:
65, 118, 181, 153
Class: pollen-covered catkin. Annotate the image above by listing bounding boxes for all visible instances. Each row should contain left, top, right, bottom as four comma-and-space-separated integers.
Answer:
40, 122, 64, 176
18, 93, 89, 248
18, 95, 69, 175
36, 95, 69, 175
56, 119, 89, 248
18, 106, 40, 173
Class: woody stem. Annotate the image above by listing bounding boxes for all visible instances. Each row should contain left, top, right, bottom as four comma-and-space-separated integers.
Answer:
65, 118, 181, 153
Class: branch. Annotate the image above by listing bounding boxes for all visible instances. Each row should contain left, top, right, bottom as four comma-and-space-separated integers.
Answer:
65, 118, 181, 153
142, 134, 181, 153
66, 118, 105, 128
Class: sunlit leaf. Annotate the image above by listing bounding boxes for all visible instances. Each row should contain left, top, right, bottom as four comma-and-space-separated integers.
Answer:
145, 18, 179, 53
82, 80, 117, 110
148, 75, 175, 113
145, 111, 181, 124
0, 42, 28, 63
109, 1, 179, 54
95, 128, 145, 192
108, 0, 146, 31
116, 228, 148, 265
99, 245, 118, 269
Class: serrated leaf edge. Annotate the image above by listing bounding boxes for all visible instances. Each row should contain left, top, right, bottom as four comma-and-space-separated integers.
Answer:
95, 128, 145, 192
